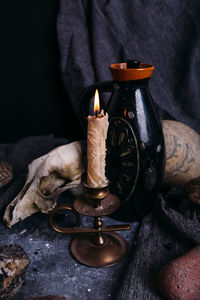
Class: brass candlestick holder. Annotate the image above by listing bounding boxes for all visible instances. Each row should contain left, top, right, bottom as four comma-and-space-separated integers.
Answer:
50, 185, 130, 268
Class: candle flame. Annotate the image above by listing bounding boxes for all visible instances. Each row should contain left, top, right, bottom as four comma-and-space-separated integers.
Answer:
94, 89, 100, 114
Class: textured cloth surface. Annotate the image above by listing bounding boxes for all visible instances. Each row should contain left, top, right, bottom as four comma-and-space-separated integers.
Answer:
57, 0, 200, 133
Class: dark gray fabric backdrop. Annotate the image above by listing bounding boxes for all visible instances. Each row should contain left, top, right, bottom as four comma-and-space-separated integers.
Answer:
57, 0, 200, 133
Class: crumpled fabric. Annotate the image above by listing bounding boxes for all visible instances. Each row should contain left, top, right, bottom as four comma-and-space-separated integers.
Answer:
57, 0, 200, 133
116, 191, 200, 299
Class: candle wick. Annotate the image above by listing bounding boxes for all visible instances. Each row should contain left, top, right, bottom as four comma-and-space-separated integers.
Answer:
95, 111, 98, 118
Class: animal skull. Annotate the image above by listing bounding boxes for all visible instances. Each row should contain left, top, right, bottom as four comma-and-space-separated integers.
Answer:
4, 141, 84, 228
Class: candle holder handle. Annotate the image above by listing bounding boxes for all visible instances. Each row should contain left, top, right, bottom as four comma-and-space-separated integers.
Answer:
49, 204, 81, 234
49, 204, 130, 234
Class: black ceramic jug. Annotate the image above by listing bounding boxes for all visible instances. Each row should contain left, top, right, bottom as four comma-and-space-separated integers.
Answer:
80, 60, 165, 221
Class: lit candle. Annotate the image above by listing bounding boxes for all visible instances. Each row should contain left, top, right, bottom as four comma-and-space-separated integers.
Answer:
87, 89, 109, 188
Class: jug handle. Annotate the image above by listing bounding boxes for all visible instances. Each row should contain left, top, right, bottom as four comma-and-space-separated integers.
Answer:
79, 80, 115, 132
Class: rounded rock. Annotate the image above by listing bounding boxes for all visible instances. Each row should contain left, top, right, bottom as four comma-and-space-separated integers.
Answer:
157, 246, 200, 300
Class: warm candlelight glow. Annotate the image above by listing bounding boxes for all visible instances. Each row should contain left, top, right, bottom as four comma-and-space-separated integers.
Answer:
94, 89, 100, 114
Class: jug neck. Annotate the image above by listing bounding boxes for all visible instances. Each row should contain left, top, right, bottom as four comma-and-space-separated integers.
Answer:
116, 78, 150, 89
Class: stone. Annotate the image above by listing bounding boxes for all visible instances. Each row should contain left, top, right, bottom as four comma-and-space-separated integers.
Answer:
157, 246, 200, 300
163, 120, 200, 188
0, 244, 30, 299
0, 162, 13, 188
184, 176, 200, 206
27, 296, 68, 300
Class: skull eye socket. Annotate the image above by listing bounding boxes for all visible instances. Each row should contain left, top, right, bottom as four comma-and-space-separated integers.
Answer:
39, 171, 71, 196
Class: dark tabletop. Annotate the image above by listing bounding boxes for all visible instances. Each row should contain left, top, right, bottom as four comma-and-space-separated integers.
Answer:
0, 191, 137, 300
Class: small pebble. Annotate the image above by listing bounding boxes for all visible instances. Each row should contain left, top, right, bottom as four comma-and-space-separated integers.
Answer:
87, 289, 91, 292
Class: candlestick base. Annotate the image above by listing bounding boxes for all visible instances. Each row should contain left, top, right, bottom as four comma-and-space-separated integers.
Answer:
71, 232, 127, 268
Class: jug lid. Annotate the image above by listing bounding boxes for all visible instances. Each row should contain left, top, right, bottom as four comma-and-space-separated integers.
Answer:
110, 61, 154, 81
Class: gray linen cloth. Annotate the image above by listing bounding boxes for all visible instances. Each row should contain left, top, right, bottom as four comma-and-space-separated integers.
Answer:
116, 193, 200, 299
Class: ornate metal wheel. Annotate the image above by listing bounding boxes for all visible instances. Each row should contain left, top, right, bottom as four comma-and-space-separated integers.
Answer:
106, 117, 139, 204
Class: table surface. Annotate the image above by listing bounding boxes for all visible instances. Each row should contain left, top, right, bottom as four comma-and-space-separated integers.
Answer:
0, 192, 138, 300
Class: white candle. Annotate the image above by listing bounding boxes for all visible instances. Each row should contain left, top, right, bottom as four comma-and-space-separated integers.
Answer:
87, 90, 109, 188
